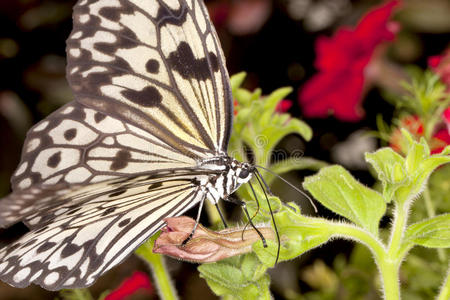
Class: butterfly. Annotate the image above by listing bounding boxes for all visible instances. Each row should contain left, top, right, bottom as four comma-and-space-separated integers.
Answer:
0, 0, 273, 291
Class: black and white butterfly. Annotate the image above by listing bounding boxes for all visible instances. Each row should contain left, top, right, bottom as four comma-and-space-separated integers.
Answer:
0, 0, 270, 291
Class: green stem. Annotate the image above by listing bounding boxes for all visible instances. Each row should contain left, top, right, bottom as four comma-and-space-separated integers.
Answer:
150, 255, 178, 300
378, 259, 401, 300
437, 263, 450, 300
324, 221, 400, 300
136, 237, 178, 300
423, 187, 447, 262
329, 222, 386, 258
388, 202, 409, 258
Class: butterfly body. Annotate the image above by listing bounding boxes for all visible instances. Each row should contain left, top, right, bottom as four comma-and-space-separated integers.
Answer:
0, 0, 255, 290
196, 157, 253, 203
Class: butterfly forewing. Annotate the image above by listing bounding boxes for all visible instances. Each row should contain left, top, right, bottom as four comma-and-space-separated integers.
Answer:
66, 0, 233, 156
0, 0, 234, 290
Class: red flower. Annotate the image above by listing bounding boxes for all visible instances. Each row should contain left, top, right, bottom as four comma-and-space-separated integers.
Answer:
299, 0, 400, 122
432, 128, 450, 154
428, 48, 450, 90
105, 271, 153, 300
389, 113, 450, 154
276, 99, 293, 113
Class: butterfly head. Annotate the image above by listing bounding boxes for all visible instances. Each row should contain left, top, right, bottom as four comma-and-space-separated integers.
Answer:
233, 161, 254, 185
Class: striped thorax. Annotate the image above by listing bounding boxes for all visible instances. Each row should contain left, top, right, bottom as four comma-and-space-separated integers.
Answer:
197, 156, 253, 203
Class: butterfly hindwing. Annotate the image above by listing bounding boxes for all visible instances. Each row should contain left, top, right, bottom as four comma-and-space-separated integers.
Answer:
66, 0, 233, 156
0, 173, 206, 290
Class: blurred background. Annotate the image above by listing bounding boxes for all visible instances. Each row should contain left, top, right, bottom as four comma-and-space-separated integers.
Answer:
0, 0, 449, 299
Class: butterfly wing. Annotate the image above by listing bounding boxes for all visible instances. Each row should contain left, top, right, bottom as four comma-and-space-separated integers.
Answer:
0, 173, 206, 290
0, 0, 232, 290
3, 0, 232, 226
66, 0, 233, 155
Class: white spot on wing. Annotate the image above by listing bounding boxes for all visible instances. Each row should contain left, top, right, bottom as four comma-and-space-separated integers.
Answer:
26, 138, 41, 153
71, 31, 83, 39
15, 162, 28, 176
65, 167, 92, 183
18, 178, 32, 189
61, 106, 75, 114
83, 109, 126, 133
33, 120, 49, 132
70, 49, 81, 58
103, 137, 114, 145
32, 148, 81, 179
65, 277, 76, 285
13, 267, 31, 283
79, 14, 90, 23
81, 66, 107, 78
48, 120, 98, 145
0, 262, 8, 272
44, 272, 60, 286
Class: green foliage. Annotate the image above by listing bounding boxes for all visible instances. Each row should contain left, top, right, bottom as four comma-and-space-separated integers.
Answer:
58, 289, 94, 300
136, 72, 450, 300
303, 165, 386, 236
366, 130, 450, 204
198, 254, 271, 300
403, 214, 450, 248
229, 72, 313, 168
198, 73, 450, 300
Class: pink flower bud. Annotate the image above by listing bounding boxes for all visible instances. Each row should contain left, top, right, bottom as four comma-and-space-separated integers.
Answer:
153, 216, 275, 263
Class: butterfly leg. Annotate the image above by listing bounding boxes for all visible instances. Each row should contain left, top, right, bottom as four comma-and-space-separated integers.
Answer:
182, 194, 206, 246
224, 196, 267, 248
215, 202, 228, 228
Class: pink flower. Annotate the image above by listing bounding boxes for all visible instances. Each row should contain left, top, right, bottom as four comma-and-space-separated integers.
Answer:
299, 0, 400, 122
105, 271, 153, 300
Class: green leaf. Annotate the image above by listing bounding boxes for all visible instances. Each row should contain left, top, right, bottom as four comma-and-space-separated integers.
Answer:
404, 214, 450, 248
405, 138, 430, 175
230, 72, 247, 91
365, 148, 407, 202
303, 165, 386, 236
262, 87, 292, 115
198, 255, 271, 300
249, 198, 333, 265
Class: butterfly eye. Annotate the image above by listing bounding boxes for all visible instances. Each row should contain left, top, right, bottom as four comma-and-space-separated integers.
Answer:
239, 169, 250, 179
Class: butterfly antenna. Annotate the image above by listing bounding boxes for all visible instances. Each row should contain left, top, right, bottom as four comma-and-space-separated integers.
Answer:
254, 171, 280, 264
255, 165, 318, 213
254, 168, 273, 196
